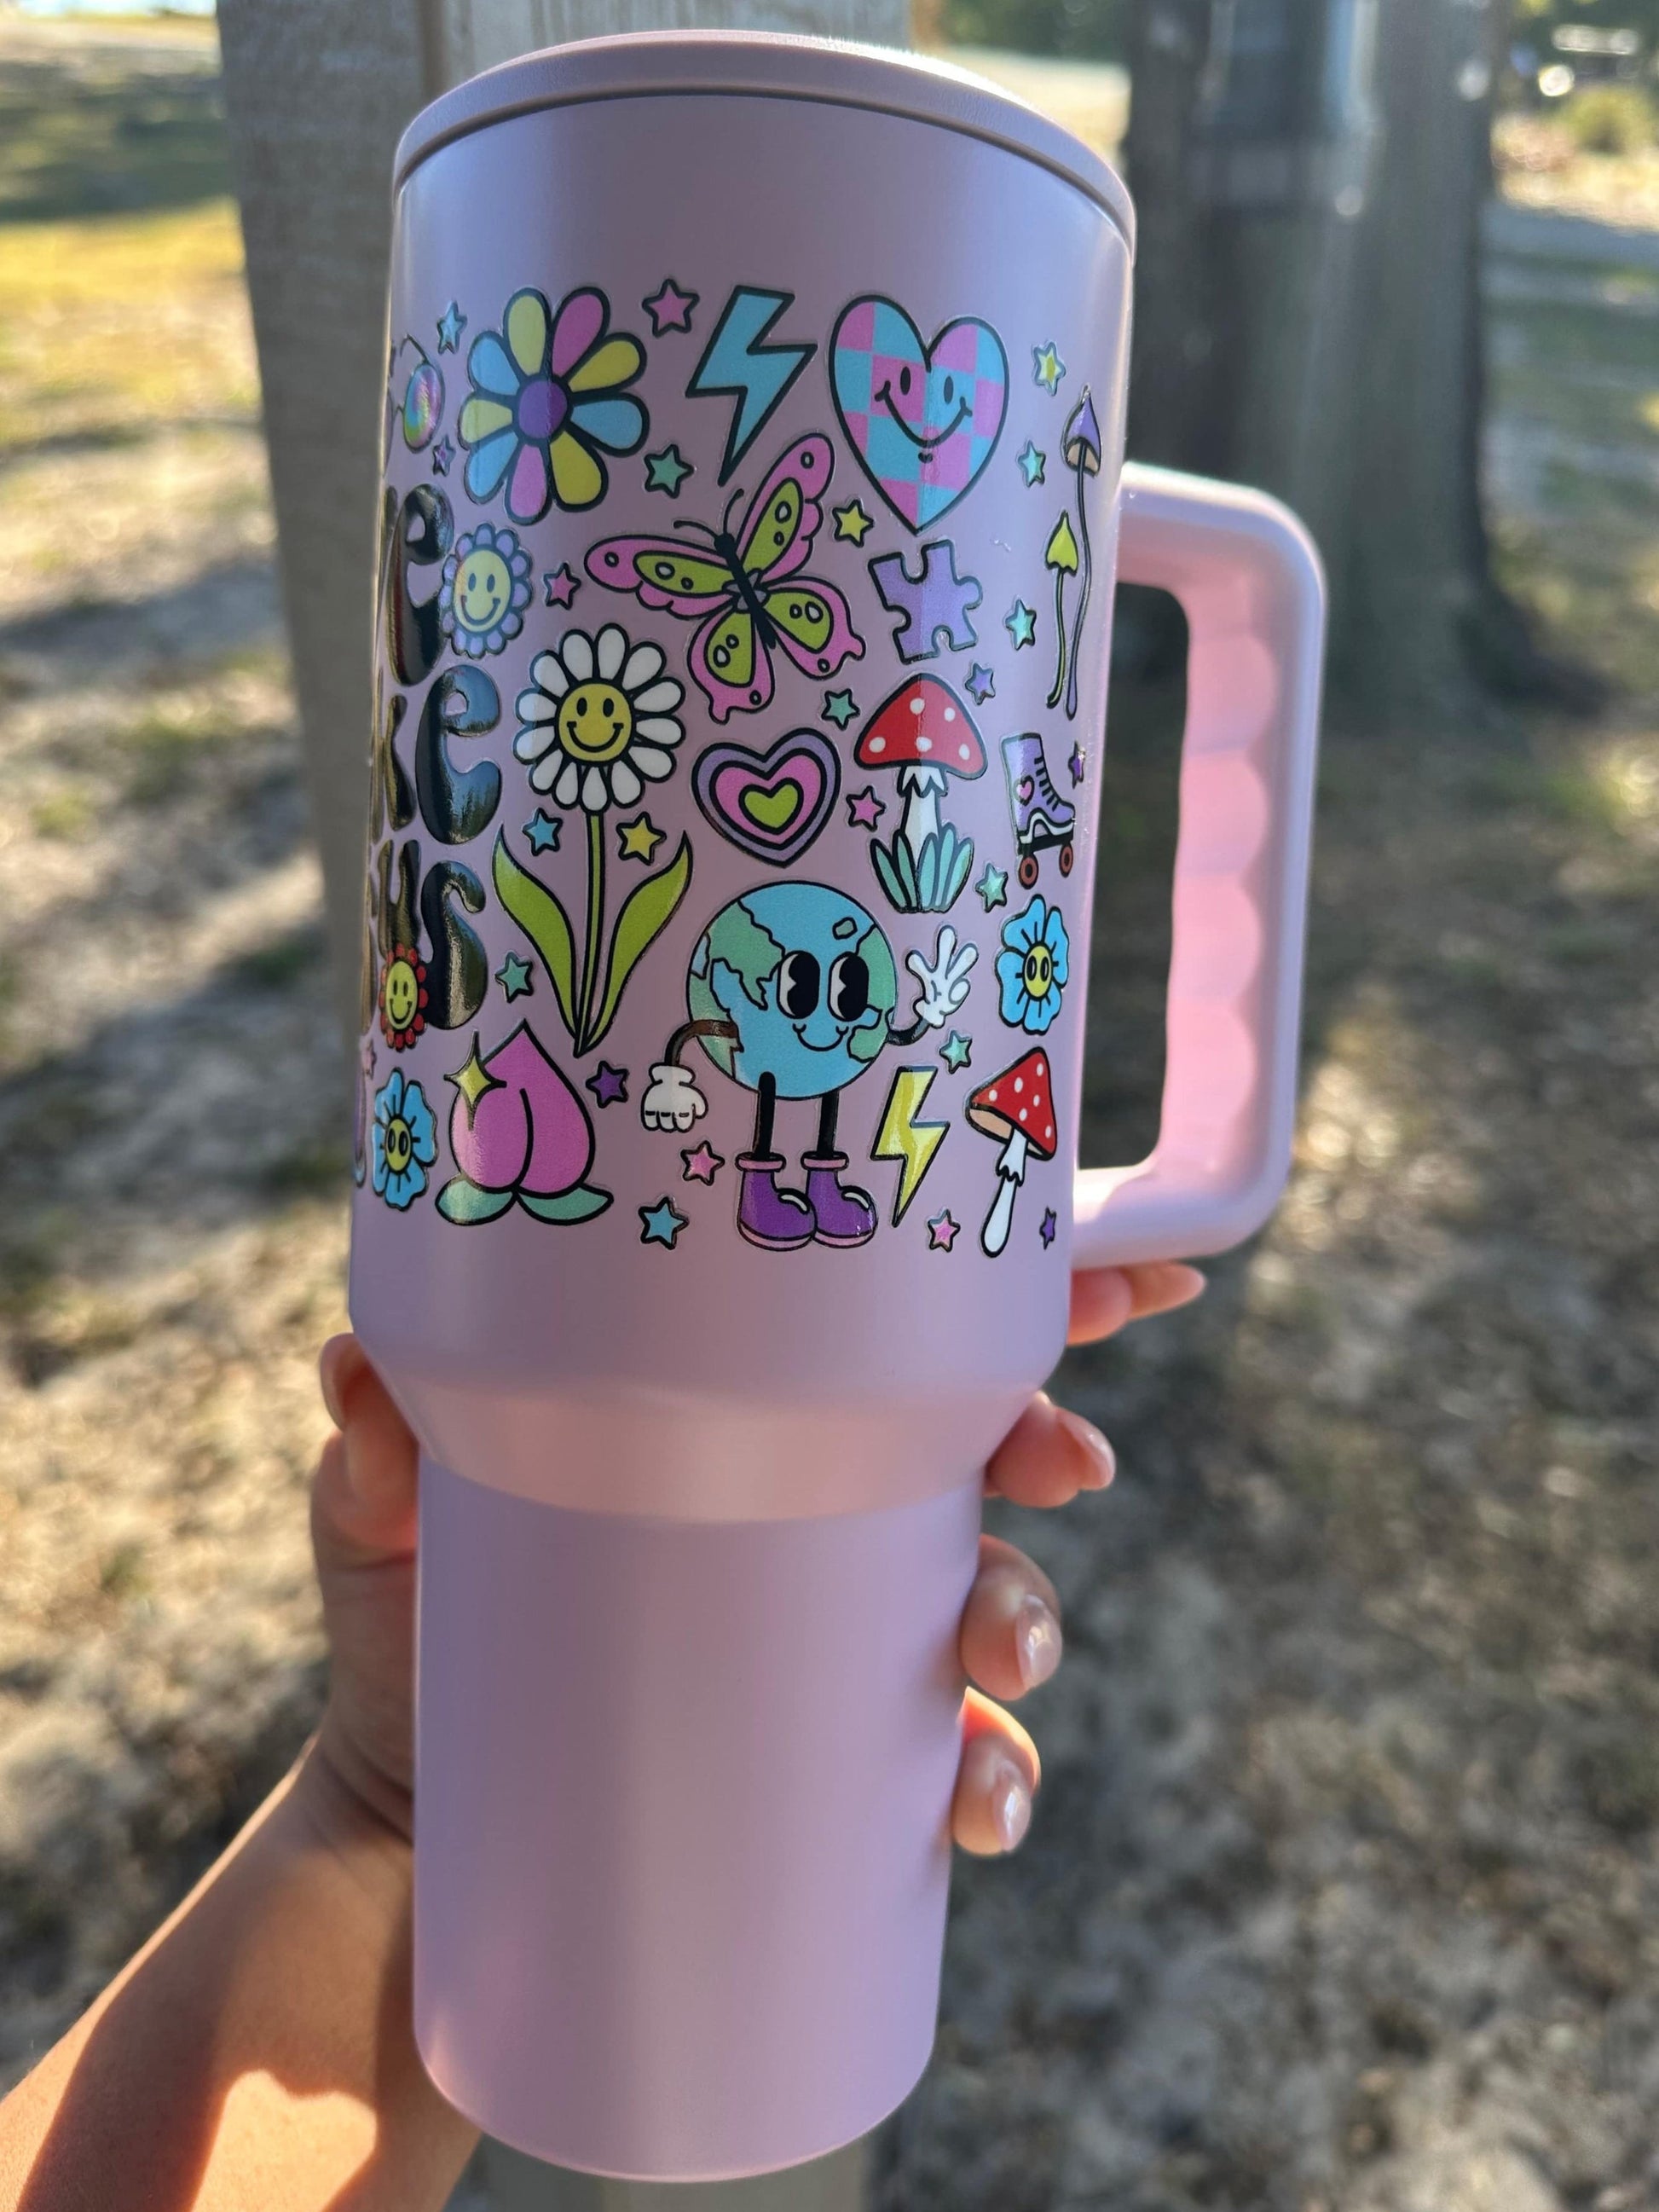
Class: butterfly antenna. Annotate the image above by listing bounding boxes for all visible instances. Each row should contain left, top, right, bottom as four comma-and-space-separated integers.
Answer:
723, 488, 743, 535
673, 518, 717, 543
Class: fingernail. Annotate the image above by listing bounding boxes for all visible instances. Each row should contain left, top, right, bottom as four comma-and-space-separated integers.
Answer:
1058, 1407, 1116, 1490
319, 1341, 349, 1429
1016, 1594, 1063, 1689
993, 1763, 1032, 1851
1150, 1263, 1207, 1312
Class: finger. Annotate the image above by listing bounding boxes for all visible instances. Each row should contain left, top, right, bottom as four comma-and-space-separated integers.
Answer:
315, 1336, 419, 1564
959, 1534, 1061, 1703
986, 1391, 1114, 1507
1067, 1261, 1205, 1346
952, 1688, 1040, 1856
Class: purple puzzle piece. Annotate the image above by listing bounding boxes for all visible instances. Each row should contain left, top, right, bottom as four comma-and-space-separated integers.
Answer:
868, 540, 982, 664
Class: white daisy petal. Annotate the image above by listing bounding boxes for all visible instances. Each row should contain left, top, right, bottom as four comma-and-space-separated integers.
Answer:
631, 744, 675, 780
581, 765, 609, 813
637, 715, 684, 746
514, 726, 556, 762
529, 756, 558, 792
621, 643, 664, 692
517, 690, 559, 722
555, 759, 582, 807
529, 651, 569, 697
560, 630, 593, 682
633, 680, 683, 715
596, 624, 627, 680
610, 761, 642, 806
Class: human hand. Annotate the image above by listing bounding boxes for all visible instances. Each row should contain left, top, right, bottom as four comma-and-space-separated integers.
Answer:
639, 1062, 708, 1132
305, 1257, 1204, 1856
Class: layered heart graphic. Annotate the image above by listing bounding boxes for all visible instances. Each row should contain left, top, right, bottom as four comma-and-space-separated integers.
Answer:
691, 729, 842, 866
830, 297, 1009, 532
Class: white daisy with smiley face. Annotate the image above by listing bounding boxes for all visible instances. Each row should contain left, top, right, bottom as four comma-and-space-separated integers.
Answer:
439, 523, 534, 658
512, 624, 685, 814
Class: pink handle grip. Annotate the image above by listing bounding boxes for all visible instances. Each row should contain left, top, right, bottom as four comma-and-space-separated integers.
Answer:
1072, 462, 1325, 1268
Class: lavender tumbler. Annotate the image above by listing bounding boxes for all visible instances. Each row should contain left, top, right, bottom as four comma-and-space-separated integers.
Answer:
350, 33, 1323, 2181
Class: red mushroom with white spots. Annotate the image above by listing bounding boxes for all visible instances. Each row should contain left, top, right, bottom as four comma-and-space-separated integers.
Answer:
966, 1049, 1057, 1255
853, 675, 986, 913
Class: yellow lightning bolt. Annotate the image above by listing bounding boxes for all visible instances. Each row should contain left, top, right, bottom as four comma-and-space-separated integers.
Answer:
872, 1067, 948, 1225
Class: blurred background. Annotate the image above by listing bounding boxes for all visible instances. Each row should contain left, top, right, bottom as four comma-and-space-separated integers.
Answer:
3, 2, 1659, 2208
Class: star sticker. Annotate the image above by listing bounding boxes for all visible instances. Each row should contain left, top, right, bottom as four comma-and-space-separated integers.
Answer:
1068, 742, 1086, 785
976, 862, 1008, 911
587, 1062, 628, 1108
940, 1030, 972, 1072
436, 301, 466, 353
1004, 599, 1037, 650
445, 1035, 500, 1120
617, 812, 665, 863
847, 785, 885, 831
965, 663, 996, 704
645, 443, 693, 496
361, 1035, 378, 1082
524, 810, 561, 855
823, 688, 858, 730
928, 1209, 960, 1252
642, 278, 698, 335
495, 952, 534, 1001
431, 435, 454, 475
681, 1141, 725, 1184
834, 500, 874, 545
1040, 1208, 1058, 1248
1032, 341, 1066, 394
542, 563, 581, 609
639, 1196, 688, 1248
1017, 439, 1047, 486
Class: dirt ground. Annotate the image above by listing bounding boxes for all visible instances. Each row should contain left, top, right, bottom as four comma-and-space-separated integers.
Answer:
4, 20, 1659, 2212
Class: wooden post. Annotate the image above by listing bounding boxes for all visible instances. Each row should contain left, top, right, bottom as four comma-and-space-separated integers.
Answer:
218, 11, 900, 2206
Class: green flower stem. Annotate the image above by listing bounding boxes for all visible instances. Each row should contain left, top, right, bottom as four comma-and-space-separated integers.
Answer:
576, 808, 606, 1054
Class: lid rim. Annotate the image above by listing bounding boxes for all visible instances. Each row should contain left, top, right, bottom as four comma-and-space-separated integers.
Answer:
391, 31, 1134, 258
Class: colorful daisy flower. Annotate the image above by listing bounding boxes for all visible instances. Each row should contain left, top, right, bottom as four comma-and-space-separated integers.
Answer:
379, 942, 428, 1051
513, 625, 685, 814
439, 524, 533, 658
996, 895, 1070, 1035
459, 287, 648, 524
371, 1070, 436, 1211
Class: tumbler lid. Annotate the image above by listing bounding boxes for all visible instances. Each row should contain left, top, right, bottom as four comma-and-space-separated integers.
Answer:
392, 30, 1135, 257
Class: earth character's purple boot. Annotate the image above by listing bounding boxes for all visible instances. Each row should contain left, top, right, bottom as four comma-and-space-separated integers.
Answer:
736, 1153, 816, 1250
801, 1154, 879, 1248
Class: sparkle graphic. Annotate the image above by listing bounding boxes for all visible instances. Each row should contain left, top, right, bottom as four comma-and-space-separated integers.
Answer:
524, 810, 561, 855
542, 563, 581, 608
823, 688, 859, 730
587, 1062, 628, 1108
976, 862, 1009, 911
436, 301, 466, 353
1017, 439, 1047, 486
642, 278, 698, 335
871, 1066, 949, 1225
1032, 341, 1066, 394
495, 953, 534, 1001
834, 499, 874, 545
1004, 599, 1037, 650
640, 1196, 688, 1248
1040, 1208, 1058, 1248
445, 1035, 499, 1118
617, 812, 665, 863
928, 1208, 960, 1252
681, 1141, 725, 1184
940, 1029, 972, 1072
645, 443, 693, 496
965, 663, 996, 704
847, 785, 885, 831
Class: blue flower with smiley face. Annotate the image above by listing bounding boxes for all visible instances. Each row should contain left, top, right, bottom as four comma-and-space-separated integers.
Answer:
439, 524, 533, 658
371, 1069, 437, 1210
996, 895, 1069, 1036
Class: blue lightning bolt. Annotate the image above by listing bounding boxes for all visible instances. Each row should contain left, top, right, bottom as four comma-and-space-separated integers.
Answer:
688, 287, 816, 484
872, 1067, 949, 1226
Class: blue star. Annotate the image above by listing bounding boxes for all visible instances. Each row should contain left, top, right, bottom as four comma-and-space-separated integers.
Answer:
823, 688, 858, 730
1017, 440, 1047, 486
639, 1197, 688, 1248
1004, 599, 1037, 650
645, 443, 693, 496
940, 1030, 972, 1072
965, 663, 996, 704
524, 810, 561, 854
976, 862, 1009, 912
495, 953, 533, 1001
1040, 1208, 1058, 1248
436, 301, 466, 353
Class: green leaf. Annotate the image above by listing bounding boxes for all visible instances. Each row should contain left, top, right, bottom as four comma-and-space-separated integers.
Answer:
517, 1183, 613, 1224
436, 1176, 517, 1225
585, 833, 692, 1051
493, 831, 577, 1040
870, 838, 909, 912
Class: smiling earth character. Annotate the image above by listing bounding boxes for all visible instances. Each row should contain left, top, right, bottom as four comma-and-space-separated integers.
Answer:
639, 882, 976, 1249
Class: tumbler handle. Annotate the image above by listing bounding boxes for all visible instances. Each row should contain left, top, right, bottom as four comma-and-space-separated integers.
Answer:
1072, 463, 1325, 1267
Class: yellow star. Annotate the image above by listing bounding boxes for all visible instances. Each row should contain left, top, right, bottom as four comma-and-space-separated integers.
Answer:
445, 1034, 500, 1120
617, 811, 665, 863
834, 500, 874, 546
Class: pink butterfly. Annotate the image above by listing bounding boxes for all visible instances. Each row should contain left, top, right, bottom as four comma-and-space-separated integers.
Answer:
585, 434, 863, 722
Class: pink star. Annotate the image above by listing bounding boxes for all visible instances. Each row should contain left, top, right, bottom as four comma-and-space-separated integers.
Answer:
643, 278, 698, 335
847, 785, 885, 831
543, 563, 581, 608
681, 1141, 725, 1184
928, 1209, 960, 1252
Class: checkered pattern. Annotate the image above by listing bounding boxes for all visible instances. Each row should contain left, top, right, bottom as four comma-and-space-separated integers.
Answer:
833, 301, 1007, 530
